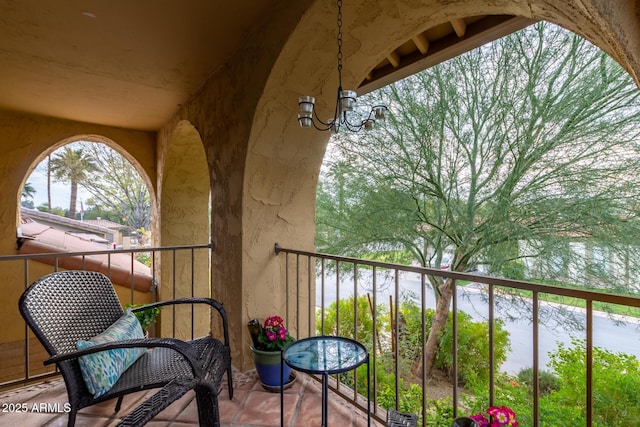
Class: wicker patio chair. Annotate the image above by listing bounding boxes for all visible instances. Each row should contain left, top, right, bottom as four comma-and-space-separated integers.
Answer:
19, 270, 233, 427
387, 409, 418, 427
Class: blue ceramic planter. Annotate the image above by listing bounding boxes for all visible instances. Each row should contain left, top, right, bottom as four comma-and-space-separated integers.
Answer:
251, 346, 292, 387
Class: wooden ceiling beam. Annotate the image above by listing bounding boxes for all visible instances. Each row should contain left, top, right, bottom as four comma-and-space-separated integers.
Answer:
451, 18, 467, 37
358, 16, 538, 96
387, 50, 401, 68
412, 33, 430, 55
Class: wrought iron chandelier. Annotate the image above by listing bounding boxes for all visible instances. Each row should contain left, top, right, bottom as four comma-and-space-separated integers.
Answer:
297, 0, 387, 133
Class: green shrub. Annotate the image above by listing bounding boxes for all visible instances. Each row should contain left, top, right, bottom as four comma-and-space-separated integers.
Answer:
545, 339, 640, 426
317, 295, 387, 351
425, 397, 454, 426
517, 367, 560, 396
465, 340, 640, 426
395, 301, 432, 363
135, 252, 152, 267
437, 311, 510, 384
125, 303, 160, 331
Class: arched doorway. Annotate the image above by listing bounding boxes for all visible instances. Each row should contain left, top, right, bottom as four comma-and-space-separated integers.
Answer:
17, 136, 157, 299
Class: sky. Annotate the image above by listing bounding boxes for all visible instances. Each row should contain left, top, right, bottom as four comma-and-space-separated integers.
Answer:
24, 164, 90, 210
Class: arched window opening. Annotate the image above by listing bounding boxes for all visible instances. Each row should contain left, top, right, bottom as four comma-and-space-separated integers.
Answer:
18, 140, 154, 292
21, 141, 151, 237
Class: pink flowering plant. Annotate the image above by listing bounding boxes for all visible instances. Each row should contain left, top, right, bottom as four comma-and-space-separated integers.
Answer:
470, 406, 518, 427
256, 315, 295, 351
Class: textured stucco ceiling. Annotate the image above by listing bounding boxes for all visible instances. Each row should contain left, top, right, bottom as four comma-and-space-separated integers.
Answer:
0, 0, 525, 132
0, 0, 280, 131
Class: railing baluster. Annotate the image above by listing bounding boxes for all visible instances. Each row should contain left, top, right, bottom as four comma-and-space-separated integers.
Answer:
452, 278, 458, 417
533, 291, 540, 427
489, 283, 495, 406
421, 272, 427, 427
23, 258, 29, 381
6, 242, 640, 427
353, 262, 359, 402
321, 258, 326, 334
394, 269, 400, 409
172, 248, 176, 338
285, 252, 290, 332
586, 299, 593, 427
130, 252, 134, 303
336, 261, 340, 337
372, 266, 378, 418
354, 263, 358, 340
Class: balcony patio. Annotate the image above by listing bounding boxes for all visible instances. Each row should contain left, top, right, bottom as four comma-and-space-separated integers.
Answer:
1, 2, 639, 426
0, 369, 382, 426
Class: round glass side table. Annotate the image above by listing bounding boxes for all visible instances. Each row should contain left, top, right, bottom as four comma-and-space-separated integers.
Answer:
280, 336, 370, 427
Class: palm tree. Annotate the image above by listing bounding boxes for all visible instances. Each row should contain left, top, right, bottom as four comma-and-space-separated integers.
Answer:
50, 146, 97, 219
47, 155, 52, 212
21, 182, 35, 200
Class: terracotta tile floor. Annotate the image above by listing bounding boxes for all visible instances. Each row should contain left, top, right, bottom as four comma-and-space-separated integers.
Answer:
0, 369, 386, 426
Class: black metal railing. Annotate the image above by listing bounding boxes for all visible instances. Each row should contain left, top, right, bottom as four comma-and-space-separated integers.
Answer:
5, 242, 640, 425
0, 243, 212, 389
274, 244, 640, 427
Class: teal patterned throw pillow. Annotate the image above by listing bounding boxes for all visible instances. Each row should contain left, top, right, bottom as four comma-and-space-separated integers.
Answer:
77, 309, 146, 397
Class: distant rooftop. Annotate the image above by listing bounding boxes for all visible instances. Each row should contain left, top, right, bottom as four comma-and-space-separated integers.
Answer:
83, 218, 130, 230
20, 208, 116, 237
17, 216, 153, 292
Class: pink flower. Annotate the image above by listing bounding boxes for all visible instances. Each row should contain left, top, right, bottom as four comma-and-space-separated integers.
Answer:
265, 329, 277, 341
253, 315, 295, 350
470, 414, 489, 427
278, 327, 288, 340
486, 406, 518, 427
264, 316, 284, 328
468, 406, 517, 427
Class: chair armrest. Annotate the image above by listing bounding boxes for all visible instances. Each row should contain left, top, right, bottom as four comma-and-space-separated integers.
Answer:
131, 298, 230, 347
45, 337, 204, 377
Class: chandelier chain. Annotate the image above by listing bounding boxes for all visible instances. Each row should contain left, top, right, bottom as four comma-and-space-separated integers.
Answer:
296, 0, 387, 133
336, 0, 343, 85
